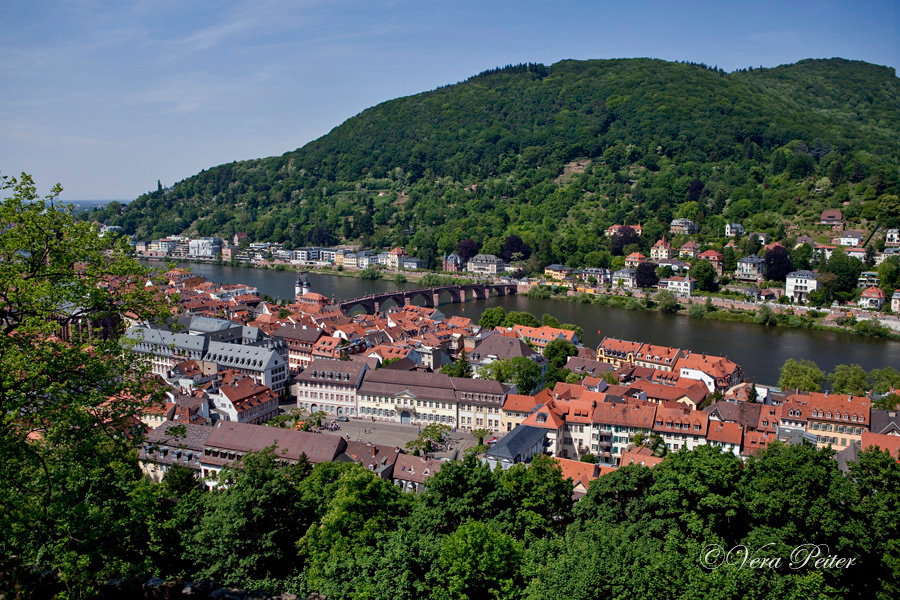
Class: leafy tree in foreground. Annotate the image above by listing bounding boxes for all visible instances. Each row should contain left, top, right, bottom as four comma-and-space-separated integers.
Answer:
0, 173, 168, 593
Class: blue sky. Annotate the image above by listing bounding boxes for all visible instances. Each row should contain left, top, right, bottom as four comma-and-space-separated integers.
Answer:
1, 0, 896, 200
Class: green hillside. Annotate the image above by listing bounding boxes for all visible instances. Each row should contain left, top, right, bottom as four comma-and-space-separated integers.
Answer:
104, 57, 900, 268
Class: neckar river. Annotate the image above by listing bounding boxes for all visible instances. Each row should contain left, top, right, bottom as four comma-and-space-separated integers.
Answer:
154, 262, 900, 385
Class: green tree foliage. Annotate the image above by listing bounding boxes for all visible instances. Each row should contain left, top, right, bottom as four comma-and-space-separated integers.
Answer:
754, 305, 778, 325
106, 59, 899, 273
778, 358, 826, 392
478, 306, 507, 329
441, 350, 474, 378
655, 290, 680, 313
187, 449, 314, 586
828, 364, 871, 396
502, 311, 541, 328
405, 423, 452, 455
692, 260, 718, 291
820, 249, 865, 295
873, 393, 900, 411
870, 366, 900, 394
0, 173, 169, 591
543, 338, 578, 368
481, 356, 543, 395
430, 520, 523, 600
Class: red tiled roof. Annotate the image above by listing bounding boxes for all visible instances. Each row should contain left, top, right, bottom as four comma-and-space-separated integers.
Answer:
707, 421, 743, 445
860, 432, 900, 459
619, 445, 664, 467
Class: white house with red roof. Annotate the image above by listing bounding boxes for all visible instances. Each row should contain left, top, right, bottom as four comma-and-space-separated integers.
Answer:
209, 375, 279, 424
650, 238, 674, 261
676, 352, 744, 393
705, 421, 743, 456
624, 252, 648, 269
859, 286, 886, 310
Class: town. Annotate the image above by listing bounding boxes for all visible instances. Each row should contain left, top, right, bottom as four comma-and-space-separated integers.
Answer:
122, 210, 900, 323
133, 265, 900, 497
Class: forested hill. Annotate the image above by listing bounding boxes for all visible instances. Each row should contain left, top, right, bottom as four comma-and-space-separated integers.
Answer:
106, 58, 900, 268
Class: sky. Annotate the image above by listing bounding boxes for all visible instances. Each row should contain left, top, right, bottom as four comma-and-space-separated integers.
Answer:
1, 0, 897, 201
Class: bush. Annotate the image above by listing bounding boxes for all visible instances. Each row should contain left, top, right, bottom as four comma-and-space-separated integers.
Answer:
393, 273, 408, 284
526, 285, 552, 299
689, 303, 708, 318
854, 319, 892, 337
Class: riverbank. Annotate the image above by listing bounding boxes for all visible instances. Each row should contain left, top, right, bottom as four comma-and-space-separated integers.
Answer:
139, 255, 482, 286
540, 285, 900, 341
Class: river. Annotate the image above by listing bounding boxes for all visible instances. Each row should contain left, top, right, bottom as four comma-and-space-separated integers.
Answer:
150, 262, 900, 385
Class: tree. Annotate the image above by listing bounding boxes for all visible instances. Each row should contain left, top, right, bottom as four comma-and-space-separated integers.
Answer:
441, 351, 473, 378
821, 249, 865, 295
161, 463, 200, 498
778, 358, 825, 392
405, 423, 451, 455
878, 256, 900, 295
457, 238, 479, 261
478, 306, 506, 329
501, 310, 540, 328
871, 367, 900, 394
754, 305, 777, 325
541, 313, 561, 328
787, 153, 815, 179
430, 520, 522, 600
601, 371, 619, 385
791, 243, 813, 271
635, 261, 659, 288
764, 246, 793, 282
501, 235, 531, 262
0, 173, 168, 588
655, 290, 680, 313
482, 357, 542, 395
610, 226, 640, 256
828, 364, 870, 396
873, 393, 900, 411
471, 428, 491, 446
691, 259, 718, 291
188, 448, 315, 586
543, 338, 577, 368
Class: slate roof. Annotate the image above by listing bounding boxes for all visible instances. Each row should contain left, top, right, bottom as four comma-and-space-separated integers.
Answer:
485, 425, 547, 463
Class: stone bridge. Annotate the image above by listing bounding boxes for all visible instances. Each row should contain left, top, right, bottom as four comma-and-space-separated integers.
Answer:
337, 283, 518, 315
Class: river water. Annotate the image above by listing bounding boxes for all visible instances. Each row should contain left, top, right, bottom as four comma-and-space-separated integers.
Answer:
151, 262, 900, 385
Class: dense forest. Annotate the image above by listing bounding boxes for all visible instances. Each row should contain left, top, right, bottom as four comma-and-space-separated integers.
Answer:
97, 58, 900, 271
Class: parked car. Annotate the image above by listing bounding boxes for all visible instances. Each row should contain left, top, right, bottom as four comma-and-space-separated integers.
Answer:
336, 415, 349, 422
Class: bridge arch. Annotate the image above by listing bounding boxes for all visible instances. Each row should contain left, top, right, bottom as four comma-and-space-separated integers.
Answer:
404, 289, 436, 308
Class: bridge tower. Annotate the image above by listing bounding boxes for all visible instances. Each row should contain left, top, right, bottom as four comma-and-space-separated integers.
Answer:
294, 271, 311, 301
